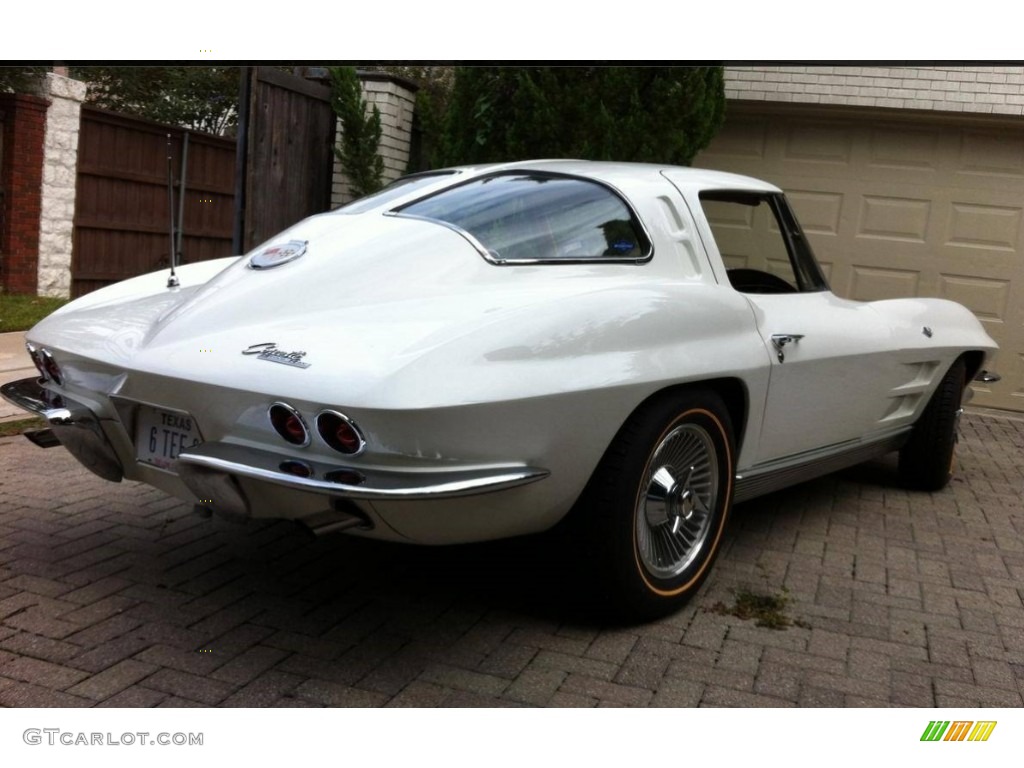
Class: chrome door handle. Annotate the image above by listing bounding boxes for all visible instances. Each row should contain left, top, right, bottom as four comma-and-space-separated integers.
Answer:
770, 334, 804, 363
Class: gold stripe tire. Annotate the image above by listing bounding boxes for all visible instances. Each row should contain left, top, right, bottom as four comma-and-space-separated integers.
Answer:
569, 389, 735, 621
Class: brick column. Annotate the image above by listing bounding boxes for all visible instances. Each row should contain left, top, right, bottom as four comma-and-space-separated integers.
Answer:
0, 93, 49, 294
332, 72, 418, 208
35, 73, 86, 298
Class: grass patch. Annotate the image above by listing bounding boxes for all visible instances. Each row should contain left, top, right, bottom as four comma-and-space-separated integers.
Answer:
707, 586, 809, 630
0, 292, 68, 333
0, 416, 47, 438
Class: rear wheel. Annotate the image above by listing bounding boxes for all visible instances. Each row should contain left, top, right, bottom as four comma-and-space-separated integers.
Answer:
899, 357, 966, 491
575, 391, 735, 621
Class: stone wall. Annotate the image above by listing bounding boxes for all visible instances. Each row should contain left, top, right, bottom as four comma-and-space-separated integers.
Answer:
332, 72, 417, 208
35, 73, 86, 298
725, 66, 1024, 116
0, 93, 48, 295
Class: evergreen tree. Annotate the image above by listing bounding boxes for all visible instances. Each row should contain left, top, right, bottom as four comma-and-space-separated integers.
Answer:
328, 66, 385, 199
439, 67, 725, 167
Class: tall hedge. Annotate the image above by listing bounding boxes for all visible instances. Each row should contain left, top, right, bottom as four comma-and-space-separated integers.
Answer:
437, 67, 725, 167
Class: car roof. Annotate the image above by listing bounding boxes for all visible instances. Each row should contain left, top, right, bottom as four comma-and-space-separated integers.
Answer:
445, 159, 783, 195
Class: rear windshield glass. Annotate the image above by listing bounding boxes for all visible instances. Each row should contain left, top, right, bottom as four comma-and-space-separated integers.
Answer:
396, 172, 650, 262
337, 171, 458, 214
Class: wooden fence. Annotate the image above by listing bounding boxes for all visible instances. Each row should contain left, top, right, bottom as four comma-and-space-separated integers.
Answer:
72, 107, 235, 297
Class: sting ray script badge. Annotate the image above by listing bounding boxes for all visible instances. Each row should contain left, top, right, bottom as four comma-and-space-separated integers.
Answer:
241, 342, 311, 369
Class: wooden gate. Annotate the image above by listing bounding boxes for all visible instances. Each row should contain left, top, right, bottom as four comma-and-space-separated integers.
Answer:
237, 67, 336, 251
72, 107, 235, 297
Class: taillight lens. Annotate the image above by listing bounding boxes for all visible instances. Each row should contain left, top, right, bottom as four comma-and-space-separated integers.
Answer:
39, 349, 63, 385
268, 403, 309, 447
317, 410, 365, 455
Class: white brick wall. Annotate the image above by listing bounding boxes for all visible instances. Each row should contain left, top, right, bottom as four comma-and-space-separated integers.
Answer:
725, 66, 1024, 116
35, 73, 86, 299
332, 74, 417, 208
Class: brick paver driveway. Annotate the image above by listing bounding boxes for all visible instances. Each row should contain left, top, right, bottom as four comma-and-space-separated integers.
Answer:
1, 410, 1022, 707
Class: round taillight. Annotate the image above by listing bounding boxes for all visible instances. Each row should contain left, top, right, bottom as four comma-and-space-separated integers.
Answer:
268, 403, 309, 447
39, 349, 63, 386
317, 410, 365, 455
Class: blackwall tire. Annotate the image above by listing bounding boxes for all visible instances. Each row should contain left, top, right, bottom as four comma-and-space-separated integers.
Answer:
899, 357, 967, 492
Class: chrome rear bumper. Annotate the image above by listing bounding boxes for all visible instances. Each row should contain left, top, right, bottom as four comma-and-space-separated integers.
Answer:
0, 377, 123, 482
3, 376, 550, 523
175, 441, 549, 520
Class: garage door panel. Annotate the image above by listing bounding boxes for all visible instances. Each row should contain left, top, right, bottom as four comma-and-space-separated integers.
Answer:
702, 118, 770, 160
944, 202, 1022, 253
696, 106, 1024, 411
857, 195, 932, 243
958, 131, 1024, 178
785, 190, 843, 235
936, 274, 1011, 323
868, 126, 943, 175
782, 123, 856, 166
848, 266, 920, 301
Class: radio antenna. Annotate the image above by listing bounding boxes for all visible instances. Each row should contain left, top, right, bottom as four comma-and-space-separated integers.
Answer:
176, 131, 190, 271
166, 133, 180, 288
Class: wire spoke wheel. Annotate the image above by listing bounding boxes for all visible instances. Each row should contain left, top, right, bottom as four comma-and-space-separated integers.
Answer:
566, 389, 734, 621
636, 423, 718, 579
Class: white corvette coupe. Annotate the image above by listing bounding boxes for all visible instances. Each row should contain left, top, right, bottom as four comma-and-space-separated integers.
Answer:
3, 160, 1000, 618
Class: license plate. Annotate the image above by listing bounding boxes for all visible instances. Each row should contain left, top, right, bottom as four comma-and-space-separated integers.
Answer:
135, 405, 203, 470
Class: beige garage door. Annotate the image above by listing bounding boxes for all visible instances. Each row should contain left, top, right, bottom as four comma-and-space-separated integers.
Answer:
695, 103, 1024, 412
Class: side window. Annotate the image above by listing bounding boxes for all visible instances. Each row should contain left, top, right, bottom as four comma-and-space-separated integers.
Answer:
396, 173, 651, 263
700, 192, 827, 294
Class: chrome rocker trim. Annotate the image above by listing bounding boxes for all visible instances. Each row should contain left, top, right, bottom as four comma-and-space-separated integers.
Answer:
0, 376, 124, 482
733, 428, 912, 504
175, 441, 550, 508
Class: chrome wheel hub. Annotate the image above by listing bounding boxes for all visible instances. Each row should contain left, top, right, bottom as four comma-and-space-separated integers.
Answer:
636, 423, 718, 579
645, 465, 703, 534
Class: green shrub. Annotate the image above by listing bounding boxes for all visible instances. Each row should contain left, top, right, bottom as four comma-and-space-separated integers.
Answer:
438, 67, 725, 167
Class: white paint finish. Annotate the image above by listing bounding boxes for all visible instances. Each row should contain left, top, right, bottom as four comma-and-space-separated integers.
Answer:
743, 292, 925, 462
21, 161, 999, 543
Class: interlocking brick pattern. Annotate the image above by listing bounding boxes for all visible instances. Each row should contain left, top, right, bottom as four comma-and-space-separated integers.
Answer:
1, 411, 1022, 707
